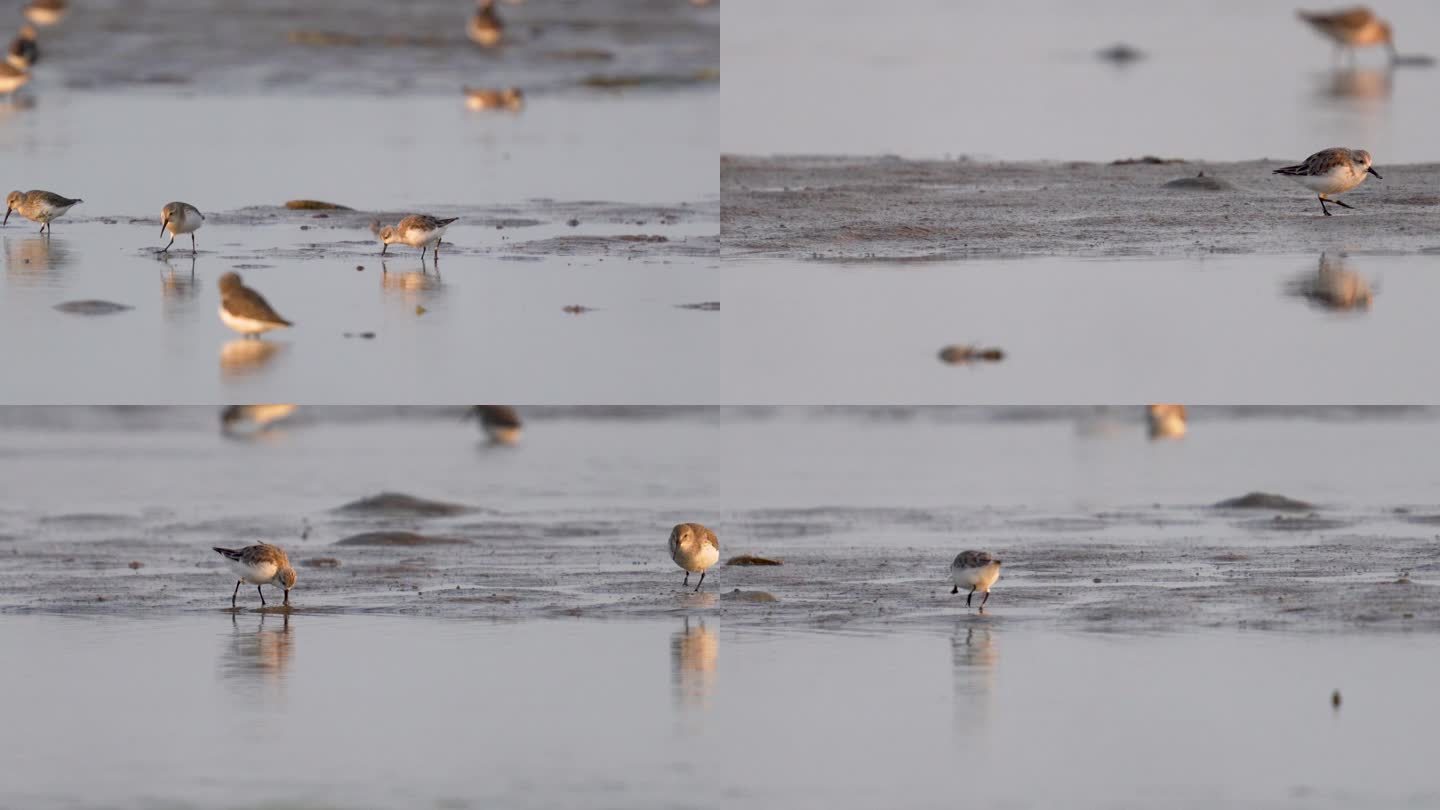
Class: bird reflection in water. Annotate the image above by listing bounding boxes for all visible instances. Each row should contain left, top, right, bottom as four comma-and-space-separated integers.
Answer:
381, 259, 443, 303
158, 253, 200, 312
220, 338, 285, 377
1320, 67, 1392, 103
952, 625, 998, 735
671, 617, 717, 710
1288, 252, 1374, 311
4, 234, 70, 279
221, 612, 294, 698
220, 404, 298, 441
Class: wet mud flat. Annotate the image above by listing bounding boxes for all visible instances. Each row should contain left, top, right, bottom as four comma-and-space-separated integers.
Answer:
722, 155, 1440, 261
4, 498, 1439, 634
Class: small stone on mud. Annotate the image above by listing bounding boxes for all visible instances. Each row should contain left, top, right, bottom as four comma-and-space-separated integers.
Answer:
1092, 577, 1102, 583
334, 492, 473, 516
1332, 690, 1342, 708
54, 300, 133, 315
303, 557, 341, 568
285, 199, 352, 210
563, 305, 593, 314
128, 561, 143, 571
567, 218, 580, 227
415, 305, 427, 316
722, 589, 778, 603
356, 265, 364, 271
1163, 172, 1234, 191
1213, 492, 1315, 511
939, 344, 1005, 364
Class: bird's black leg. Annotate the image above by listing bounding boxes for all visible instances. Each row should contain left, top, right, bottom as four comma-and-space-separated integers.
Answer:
258, 585, 267, 607
1319, 196, 1332, 216
161, 236, 175, 253
683, 571, 690, 586
284, 589, 290, 607
191, 233, 197, 253
1330, 198, 1355, 210
694, 571, 706, 593
980, 591, 991, 608
232, 580, 241, 608
951, 584, 959, 595
967, 587, 975, 606
420, 245, 427, 260
381, 243, 388, 255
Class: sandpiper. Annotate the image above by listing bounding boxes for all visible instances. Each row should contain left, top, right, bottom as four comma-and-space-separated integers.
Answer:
1298, 7, 1395, 61
221, 404, 298, 432
4, 190, 81, 233
669, 522, 719, 592
0, 61, 28, 97
159, 201, 204, 253
23, 0, 66, 27
464, 86, 524, 111
376, 214, 458, 259
7, 25, 37, 70
1273, 148, 1380, 216
950, 550, 1002, 609
1146, 404, 1187, 439
467, 0, 503, 47
470, 405, 523, 445
218, 272, 292, 338
213, 544, 297, 608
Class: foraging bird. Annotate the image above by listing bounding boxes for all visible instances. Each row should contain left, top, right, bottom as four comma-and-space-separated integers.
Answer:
1146, 404, 1187, 439
469, 405, 523, 445
159, 201, 205, 253
0, 61, 28, 98
464, 86, 524, 111
213, 544, 297, 608
1272, 148, 1381, 216
950, 550, 1002, 609
7, 25, 37, 70
22, 0, 66, 27
669, 522, 719, 592
376, 214, 459, 259
221, 404, 298, 432
217, 272, 293, 338
467, 0, 504, 47
4, 190, 81, 234
1298, 7, 1395, 61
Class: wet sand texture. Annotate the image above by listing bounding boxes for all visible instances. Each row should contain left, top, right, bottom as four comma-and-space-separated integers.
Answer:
334, 492, 475, 517
721, 156, 1440, 260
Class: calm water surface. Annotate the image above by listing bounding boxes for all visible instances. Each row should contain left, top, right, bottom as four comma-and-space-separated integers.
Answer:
1, 615, 1436, 809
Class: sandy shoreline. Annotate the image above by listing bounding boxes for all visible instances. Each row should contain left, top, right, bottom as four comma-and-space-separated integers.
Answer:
722, 155, 1440, 261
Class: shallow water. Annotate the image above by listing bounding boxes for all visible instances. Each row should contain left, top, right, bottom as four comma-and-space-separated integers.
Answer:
722, 254, 1440, 403
0, 221, 719, 402
2, 614, 1438, 809
723, 0, 1440, 160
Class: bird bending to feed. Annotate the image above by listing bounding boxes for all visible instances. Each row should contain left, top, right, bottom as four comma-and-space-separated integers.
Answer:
464, 87, 524, 111
1298, 7, 1395, 61
468, 0, 503, 47
7, 25, 37, 70
160, 202, 205, 253
1146, 404, 1187, 439
213, 544, 296, 608
376, 214, 458, 259
669, 522, 719, 592
1273, 148, 1380, 216
951, 550, 1002, 609
470, 405, 523, 445
4, 190, 81, 233
23, 0, 67, 27
218, 272, 293, 337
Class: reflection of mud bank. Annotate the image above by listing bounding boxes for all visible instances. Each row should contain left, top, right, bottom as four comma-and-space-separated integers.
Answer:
721, 156, 1440, 261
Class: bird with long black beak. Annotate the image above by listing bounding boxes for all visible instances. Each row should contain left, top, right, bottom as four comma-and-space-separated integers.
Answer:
160, 201, 205, 253
5, 190, 81, 234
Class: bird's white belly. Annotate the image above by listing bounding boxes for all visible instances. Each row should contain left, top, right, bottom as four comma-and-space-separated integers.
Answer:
404, 226, 447, 248
219, 306, 282, 335
1296, 170, 1362, 195
170, 212, 201, 235
673, 544, 719, 573
228, 558, 277, 584
953, 564, 1001, 591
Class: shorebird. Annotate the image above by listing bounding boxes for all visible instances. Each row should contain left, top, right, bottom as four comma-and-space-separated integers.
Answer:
467, 0, 503, 47
213, 544, 297, 608
1146, 404, 1187, 439
0, 61, 28, 98
218, 272, 293, 338
1273, 148, 1380, 216
4, 190, 81, 234
159, 201, 204, 253
669, 522, 719, 592
376, 214, 458, 259
1298, 7, 1395, 61
464, 86, 524, 111
469, 405, 523, 445
22, 0, 66, 27
950, 550, 1002, 609
221, 404, 298, 432
7, 25, 37, 70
